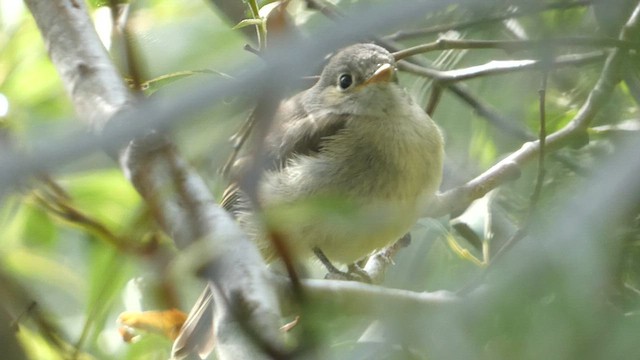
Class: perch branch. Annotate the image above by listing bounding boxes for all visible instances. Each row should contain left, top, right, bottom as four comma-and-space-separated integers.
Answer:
274, 278, 459, 315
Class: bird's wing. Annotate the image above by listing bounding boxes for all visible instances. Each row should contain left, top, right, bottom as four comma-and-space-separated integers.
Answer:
170, 284, 215, 359
221, 92, 349, 214
266, 93, 349, 168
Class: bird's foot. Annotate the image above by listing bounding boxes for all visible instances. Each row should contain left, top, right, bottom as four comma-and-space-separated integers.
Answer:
313, 247, 371, 283
346, 263, 372, 283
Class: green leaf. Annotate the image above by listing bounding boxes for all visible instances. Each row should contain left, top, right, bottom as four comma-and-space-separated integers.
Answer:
22, 205, 58, 247
4, 248, 84, 296
59, 169, 142, 231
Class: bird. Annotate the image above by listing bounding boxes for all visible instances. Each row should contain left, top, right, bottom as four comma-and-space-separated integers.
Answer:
171, 43, 444, 359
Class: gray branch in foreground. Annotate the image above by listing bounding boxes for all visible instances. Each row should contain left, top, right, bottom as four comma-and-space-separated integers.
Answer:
300, 279, 459, 311
22, 0, 132, 132
24, 0, 282, 358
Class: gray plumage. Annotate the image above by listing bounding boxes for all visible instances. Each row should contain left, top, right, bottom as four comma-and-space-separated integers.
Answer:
224, 43, 443, 263
172, 43, 444, 359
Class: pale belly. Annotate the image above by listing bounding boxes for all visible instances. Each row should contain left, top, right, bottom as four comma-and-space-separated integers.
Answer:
250, 109, 442, 265
249, 196, 422, 264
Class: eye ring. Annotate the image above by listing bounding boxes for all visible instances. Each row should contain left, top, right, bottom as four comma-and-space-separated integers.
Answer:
338, 74, 353, 90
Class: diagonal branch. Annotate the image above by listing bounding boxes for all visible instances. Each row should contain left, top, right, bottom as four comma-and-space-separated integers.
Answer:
24, 0, 283, 358
429, 2, 640, 217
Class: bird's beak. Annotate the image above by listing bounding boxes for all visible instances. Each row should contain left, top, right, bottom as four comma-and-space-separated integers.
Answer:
363, 63, 395, 86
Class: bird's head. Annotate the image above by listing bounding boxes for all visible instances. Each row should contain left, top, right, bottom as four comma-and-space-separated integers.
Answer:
306, 43, 401, 117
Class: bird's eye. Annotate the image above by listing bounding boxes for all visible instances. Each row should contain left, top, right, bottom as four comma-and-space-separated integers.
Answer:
338, 74, 353, 90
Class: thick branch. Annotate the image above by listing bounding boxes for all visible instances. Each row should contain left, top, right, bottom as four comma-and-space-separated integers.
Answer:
24, 0, 283, 358
24, 0, 132, 131
276, 279, 459, 315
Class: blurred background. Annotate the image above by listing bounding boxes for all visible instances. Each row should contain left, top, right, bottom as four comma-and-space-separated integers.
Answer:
1, 0, 640, 358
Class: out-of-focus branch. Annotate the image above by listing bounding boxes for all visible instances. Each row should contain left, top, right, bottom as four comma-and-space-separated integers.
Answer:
0, 305, 26, 360
275, 278, 459, 315
24, 0, 283, 358
23, 0, 132, 133
429, 2, 640, 217
384, 0, 594, 41
458, 71, 552, 295
207, 0, 257, 42
530, 72, 549, 211
0, 270, 68, 358
447, 83, 533, 140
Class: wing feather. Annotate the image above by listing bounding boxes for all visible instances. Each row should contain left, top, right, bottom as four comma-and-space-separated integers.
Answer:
221, 91, 348, 215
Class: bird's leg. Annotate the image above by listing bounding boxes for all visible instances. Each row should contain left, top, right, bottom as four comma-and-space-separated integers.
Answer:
346, 263, 372, 283
313, 247, 371, 283
313, 246, 343, 274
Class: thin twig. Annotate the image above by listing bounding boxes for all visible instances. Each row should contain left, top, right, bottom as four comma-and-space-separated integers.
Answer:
447, 83, 591, 176
247, 0, 267, 51
32, 188, 147, 254
304, 0, 341, 20
530, 71, 549, 210
108, 0, 144, 91
425, 83, 443, 117
72, 252, 124, 358
384, 0, 594, 41
451, 4, 640, 297
221, 111, 257, 179
399, 51, 605, 83
447, 83, 534, 140
430, 3, 640, 219
393, 37, 639, 60
463, 69, 550, 287
286, 278, 459, 314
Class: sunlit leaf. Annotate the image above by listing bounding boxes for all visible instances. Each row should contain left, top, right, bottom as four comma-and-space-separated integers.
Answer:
118, 309, 187, 340
58, 169, 142, 231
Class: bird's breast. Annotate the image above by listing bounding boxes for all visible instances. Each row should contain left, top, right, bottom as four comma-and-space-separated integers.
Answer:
256, 92, 443, 264
323, 110, 443, 203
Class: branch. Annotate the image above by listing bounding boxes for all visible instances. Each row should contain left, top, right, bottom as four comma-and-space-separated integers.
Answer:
23, 0, 132, 132
280, 279, 459, 314
24, 0, 283, 358
428, 2, 640, 217
446, 83, 534, 140
393, 37, 639, 60
362, 233, 411, 284
399, 51, 605, 83
384, 0, 594, 41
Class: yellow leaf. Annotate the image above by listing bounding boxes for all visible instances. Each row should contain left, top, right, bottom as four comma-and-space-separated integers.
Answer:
118, 309, 187, 341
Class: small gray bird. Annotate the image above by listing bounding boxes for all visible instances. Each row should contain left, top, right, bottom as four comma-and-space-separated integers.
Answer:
172, 43, 444, 359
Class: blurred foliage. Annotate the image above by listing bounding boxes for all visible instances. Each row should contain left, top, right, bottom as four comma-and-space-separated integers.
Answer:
1, 0, 640, 359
